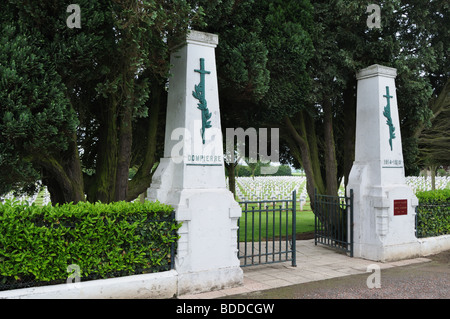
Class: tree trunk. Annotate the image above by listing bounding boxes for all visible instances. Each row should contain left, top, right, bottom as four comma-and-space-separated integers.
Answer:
91, 99, 118, 203
114, 104, 133, 201
342, 84, 356, 189
284, 112, 325, 202
430, 165, 437, 190
64, 134, 85, 203
126, 79, 164, 201
226, 161, 237, 198
284, 109, 347, 239
43, 173, 66, 205
414, 78, 450, 139
323, 98, 338, 196
35, 135, 85, 205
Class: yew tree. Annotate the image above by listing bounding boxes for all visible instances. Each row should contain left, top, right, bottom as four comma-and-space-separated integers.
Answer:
193, 0, 448, 204
281, 0, 447, 199
0, 0, 197, 204
192, 0, 314, 195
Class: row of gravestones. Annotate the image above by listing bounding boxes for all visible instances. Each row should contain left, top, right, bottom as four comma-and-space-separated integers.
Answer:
2, 176, 445, 207
0, 185, 51, 206
405, 176, 449, 193
234, 176, 305, 200
230, 176, 309, 209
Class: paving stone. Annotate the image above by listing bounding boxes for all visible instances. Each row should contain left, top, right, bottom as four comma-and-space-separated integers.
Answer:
179, 239, 434, 299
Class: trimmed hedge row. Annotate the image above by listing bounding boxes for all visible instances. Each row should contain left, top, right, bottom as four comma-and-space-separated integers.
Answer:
416, 189, 450, 238
416, 189, 450, 203
0, 200, 179, 290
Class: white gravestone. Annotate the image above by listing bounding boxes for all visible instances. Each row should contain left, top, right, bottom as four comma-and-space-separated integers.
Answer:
347, 64, 420, 262
147, 30, 243, 295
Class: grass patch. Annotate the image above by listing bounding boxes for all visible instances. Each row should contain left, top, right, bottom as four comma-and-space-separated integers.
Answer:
238, 201, 314, 242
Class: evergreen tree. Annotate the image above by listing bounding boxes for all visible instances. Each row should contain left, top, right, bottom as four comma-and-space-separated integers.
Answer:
282, 0, 447, 198
193, 0, 314, 195
0, 0, 196, 203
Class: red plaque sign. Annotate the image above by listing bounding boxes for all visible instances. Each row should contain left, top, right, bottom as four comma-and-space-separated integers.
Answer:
394, 199, 408, 216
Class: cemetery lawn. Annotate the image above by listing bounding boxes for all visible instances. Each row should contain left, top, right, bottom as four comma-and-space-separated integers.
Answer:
238, 202, 315, 242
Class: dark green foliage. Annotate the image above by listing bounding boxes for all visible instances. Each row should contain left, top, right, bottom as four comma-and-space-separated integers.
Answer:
195, 0, 270, 107
0, 11, 78, 196
193, 0, 313, 122
418, 80, 450, 167
1, 0, 447, 204
259, 0, 314, 120
0, 200, 179, 288
0, 1, 197, 203
193, 0, 313, 196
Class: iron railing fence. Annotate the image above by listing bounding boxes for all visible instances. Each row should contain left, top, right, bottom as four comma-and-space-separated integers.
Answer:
237, 191, 297, 267
314, 189, 353, 257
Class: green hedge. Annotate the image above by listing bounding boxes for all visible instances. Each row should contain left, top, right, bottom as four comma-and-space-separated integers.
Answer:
0, 200, 179, 289
416, 189, 450, 238
416, 189, 450, 204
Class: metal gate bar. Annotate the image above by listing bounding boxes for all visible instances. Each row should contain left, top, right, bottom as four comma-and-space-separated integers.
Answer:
237, 191, 297, 267
314, 189, 353, 257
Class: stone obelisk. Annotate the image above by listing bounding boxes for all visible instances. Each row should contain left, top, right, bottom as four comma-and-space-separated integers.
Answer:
348, 64, 420, 262
147, 30, 242, 295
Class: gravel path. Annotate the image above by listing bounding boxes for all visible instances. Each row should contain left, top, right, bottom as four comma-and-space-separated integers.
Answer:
224, 250, 450, 299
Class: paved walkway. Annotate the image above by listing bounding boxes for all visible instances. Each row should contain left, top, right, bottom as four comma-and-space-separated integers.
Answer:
179, 239, 431, 299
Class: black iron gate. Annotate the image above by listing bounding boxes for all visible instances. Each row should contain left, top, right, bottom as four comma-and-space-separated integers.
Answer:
237, 191, 297, 267
314, 189, 353, 257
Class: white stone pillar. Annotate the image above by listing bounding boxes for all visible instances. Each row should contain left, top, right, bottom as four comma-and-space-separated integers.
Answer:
348, 64, 420, 262
147, 30, 242, 295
